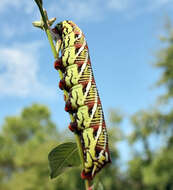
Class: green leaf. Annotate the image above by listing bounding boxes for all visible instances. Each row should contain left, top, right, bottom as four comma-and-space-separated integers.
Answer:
48, 142, 80, 179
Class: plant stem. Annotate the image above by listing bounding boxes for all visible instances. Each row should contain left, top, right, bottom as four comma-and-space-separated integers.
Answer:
85, 179, 90, 190
34, 0, 58, 59
33, 1, 90, 189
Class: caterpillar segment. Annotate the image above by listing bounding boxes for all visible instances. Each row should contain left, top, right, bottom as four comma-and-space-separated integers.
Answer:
69, 96, 101, 132
65, 74, 97, 113
81, 119, 111, 179
59, 51, 90, 91
60, 57, 97, 113
52, 20, 111, 180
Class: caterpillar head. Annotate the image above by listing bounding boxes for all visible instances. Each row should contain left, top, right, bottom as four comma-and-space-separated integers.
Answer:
53, 21, 75, 38
51, 22, 63, 39
54, 23, 63, 36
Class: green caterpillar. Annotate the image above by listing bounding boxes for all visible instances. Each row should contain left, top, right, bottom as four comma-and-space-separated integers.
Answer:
52, 20, 111, 180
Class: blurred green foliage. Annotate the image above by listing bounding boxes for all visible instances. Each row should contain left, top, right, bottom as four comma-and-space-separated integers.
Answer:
125, 19, 173, 190
0, 104, 121, 189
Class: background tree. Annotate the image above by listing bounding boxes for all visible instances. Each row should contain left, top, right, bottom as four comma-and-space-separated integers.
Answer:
0, 104, 122, 190
127, 18, 173, 190
0, 104, 60, 190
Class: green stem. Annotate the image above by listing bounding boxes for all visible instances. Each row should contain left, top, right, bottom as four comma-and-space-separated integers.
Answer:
46, 29, 58, 59
33, 1, 90, 189
75, 134, 84, 168
85, 179, 90, 190
34, 0, 58, 59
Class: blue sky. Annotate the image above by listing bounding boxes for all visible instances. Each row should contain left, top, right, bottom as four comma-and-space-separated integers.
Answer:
0, 0, 173, 164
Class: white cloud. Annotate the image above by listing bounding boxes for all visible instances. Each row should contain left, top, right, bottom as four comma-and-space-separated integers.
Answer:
0, 1, 38, 39
48, 0, 131, 22
1, 0, 172, 23
0, 42, 56, 98
47, 0, 173, 22
0, 0, 35, 14
0, 0, 172, 22
48, 0, 103, 21
0, 21, 34, 39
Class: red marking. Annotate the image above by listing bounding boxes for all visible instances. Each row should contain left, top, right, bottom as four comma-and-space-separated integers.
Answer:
102, 121, 106, 128
74, 30, 80, 35
85, 102, 95, 111
52, 27, 59, 34
54, 58, 66, 72
88, 187, 93, 190
68, 21, 76, 27
80, 81, 89, 88
97, 97, 101, 105
54, 59, 62, 70
87, 60, 91, 65
65, 101, 72, 112
75, 61, 83, 67
75, 43, 83, 49
92, 125, 99, 132
95, 146, 103, 152
68, 124, 75, 132
81, 171, 93, 180
91, 77, 95, 83
64, 95, 67, 101
74, 42, 88, 50
59, 80, 66, 90
90, 123, 100, 129
68, 122, 77, 132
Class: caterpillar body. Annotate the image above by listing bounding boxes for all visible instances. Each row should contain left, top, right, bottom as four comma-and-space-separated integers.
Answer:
52, 20, 111, 180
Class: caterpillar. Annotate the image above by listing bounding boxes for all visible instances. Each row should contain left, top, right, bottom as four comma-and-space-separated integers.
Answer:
51, 20, 111, 180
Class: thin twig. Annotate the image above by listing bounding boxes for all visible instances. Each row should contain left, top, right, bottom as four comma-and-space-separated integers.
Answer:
33, 0, 90, 189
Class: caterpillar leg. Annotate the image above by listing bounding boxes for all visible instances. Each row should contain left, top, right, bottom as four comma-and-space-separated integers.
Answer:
54, 58, 65, 72
68, 122, 78, 132
59, 79, 66, 90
